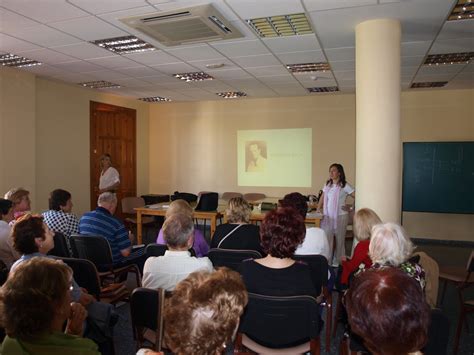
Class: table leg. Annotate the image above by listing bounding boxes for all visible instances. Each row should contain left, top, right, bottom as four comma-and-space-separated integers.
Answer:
137, 210, 143, 245
210, 216, 217, 238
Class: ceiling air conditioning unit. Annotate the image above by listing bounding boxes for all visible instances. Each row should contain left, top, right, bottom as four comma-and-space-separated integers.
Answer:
120, 4, 243, 47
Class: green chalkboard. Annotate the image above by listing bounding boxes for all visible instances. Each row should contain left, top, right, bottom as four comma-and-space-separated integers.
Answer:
402, 142, 474, 214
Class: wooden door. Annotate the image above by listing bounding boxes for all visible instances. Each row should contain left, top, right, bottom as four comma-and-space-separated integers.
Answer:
90, 101, 136, 218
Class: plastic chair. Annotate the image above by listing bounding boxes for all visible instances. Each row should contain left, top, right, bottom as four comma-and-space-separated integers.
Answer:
222, 192, 243, 201
47, 232, 70, 258
235, 293, 321, 354
208, 248, 262, 271
243, 193, 266, 203
130, 287, 166, 352
145, 243, 196, 257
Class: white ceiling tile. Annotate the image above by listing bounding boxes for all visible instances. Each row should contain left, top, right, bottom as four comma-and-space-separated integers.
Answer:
194, 81, 236, 91
401, 41, 432, 57
272, 86, 307, 96
1, 0, 89, 23
225, 0, 305, 19
325, 47, 355, 62
429, 38, 474, 54
232, 54, 281, 68
20, 64, 68, 77
2, 25, 82, 48
52, 72, 99, 83
187, 58, 238, 72
258, 75, 298, 84
87, 55, 140, 69
299, 78, 338, 87
206, 68, 253, 80
445, 80, 474, 90
437, 20, 474, 41
166, 44, 224, 62
401, 66, 420, 76
54, 60, 105, 73
124, 50, 180, 65
245, 65, 289, 77
82, 69, 132, 80
141, 74, 180, 84
150, 62, 199, 74
49, 16, 128, 41
222, 78, 268, 89
210, 39, 270, 57
0, 33, 41, 53
333, 70, 355, 81
68, 0, 149, 15
275, 50, 326, 64
115, 65, 161, 77
15, 48, 77, 64
262, 34, 321, 53
152, 81, 194, 89
303, 0, 377, 12
401, 56, 424, 67
294, 71, 335, 82
413, 73, 458, 82
0, 8, 40, 31
111, 77, 153, 87
244, 89, 278, 97
460, 62, 474, 73
417, 63, 466, 76
51, 42, 114, 59
330, 60, 355, 70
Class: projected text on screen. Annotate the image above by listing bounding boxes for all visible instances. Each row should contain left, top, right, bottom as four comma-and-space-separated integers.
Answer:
237, 128, 312, 187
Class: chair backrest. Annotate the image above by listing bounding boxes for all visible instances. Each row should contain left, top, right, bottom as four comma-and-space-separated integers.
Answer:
47, 232, 70, 258
59, 257, 101, 299
208, 248, 262, 271
293, 254, 328, 293
70, 235, 114, 268
195, 192, 219, 211
145, 243, 196, 257
467, 250, 474, 272
170, 191, 198, 203
243, 193, 266, 202
222, 192, 243, 201
131, 287, 166, 351
121, 197, 146, 215
240, 293, 321, 348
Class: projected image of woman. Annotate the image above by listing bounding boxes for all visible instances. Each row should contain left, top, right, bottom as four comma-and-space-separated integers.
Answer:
246, 141, 267, 172
316, 163, 355, 267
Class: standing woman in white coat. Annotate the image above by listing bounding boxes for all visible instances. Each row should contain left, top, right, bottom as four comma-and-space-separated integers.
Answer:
316, 163, 355, 267
99, 154, 120, 194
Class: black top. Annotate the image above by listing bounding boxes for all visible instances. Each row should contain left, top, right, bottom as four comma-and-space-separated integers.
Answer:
210, 223, 262, 254
239, 259, 318, 297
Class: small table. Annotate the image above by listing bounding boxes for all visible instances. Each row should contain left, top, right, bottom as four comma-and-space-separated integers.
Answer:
135, 205, 223, 244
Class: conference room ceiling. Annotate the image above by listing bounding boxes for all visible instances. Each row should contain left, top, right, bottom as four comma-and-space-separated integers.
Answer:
1, 0, 473, 102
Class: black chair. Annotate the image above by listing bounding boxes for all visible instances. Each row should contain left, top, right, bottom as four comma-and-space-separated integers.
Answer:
236, 293, 321, 354
70, 235, 141, 288
145, 243, 196, 258
195, 192, 218, 211
208, 248, 262, 271
170, 191, 198, 203
293, 254, 331, 351
47, 232, 70, 258
130, 287, 166, 352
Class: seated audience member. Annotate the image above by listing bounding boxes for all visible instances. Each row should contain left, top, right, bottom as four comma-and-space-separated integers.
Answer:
340, 208, 381, 285
0, 199, 19, 269
79, 192, 146, 272
0, 257, 99, 354
210, 197, 262, 253
367, 222, 425, 290
138, 268, 247, 355
239, 207, 318, 298
156, 199, 209, 257
43, 189, 79, 238
4, 188, 31, 221
279, 192, 330, 261
345, 268, 430, 355
143, 213, 213, 291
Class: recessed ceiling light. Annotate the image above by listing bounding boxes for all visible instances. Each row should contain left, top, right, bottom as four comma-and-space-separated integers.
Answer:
138, 96, 172, 102
286, 62, 331, 73
205, 63, 225, 69
247, 13, 313, 38
173, 72, 214, 82
424, 52, 474, 65
78, 80, 121, 89
307, 86, 339, 93
448, 0, 474, 21
216, 91, 247, 99
0, 53, 42, 68
91, 35, 156, 54
411, 81, 448, 88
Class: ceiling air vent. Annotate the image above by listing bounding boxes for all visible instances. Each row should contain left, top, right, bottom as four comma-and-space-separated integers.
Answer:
120, 4, 243, 47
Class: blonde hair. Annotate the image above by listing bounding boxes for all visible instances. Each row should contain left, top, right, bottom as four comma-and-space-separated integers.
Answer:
369, 223, 414, 266
166, 199, 193, 218
4, 188, 29, 206
353, 208, 382, 241
225, 197, 251, 223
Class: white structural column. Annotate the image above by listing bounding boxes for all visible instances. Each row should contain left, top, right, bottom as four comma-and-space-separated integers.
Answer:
355, 19, 401, 223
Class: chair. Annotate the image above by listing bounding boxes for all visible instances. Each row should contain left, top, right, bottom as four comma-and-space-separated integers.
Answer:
208, 248, 262, 271
235, 293, 321, 354
130, 287, 166, 352
195, 192, 218, 211
47, 232, 70, 258
121, 197, 155, 228
145, 243, 196, 257
70, 235, 141, 288
293, 254, 332, 351
59, 257, 129, 304
222, 192, 243, 201
243, 193, 266, 203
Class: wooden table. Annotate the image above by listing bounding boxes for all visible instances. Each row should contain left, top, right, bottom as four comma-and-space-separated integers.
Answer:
249, 211, 322, 227
135, 206, 223, 244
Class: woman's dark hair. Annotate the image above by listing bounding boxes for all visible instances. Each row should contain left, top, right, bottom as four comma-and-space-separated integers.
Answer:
0, 257, 72, 340
345, 268, 430, 355
48, 189, 71, 211
12, 215, 45, 254
326, 163, 347, 187
0, 199, 13, 217
260, 207, 306, 258
279, 192, 308, 219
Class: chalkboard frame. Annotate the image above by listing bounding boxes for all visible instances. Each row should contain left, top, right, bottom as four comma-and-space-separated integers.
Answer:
402, 141, 474, 215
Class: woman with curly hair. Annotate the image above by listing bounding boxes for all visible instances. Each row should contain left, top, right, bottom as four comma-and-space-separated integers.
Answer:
0, 257, 99, 354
